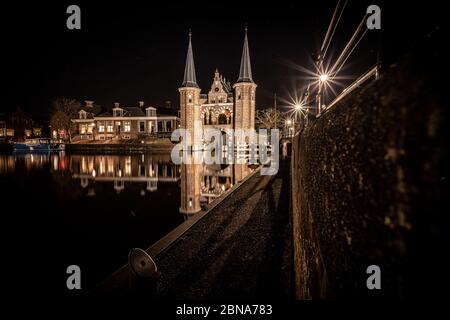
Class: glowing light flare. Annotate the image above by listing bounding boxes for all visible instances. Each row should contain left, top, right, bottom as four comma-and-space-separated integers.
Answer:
319, 74, 329, 82
282, 57, 356, 106
282, 95, 312, 122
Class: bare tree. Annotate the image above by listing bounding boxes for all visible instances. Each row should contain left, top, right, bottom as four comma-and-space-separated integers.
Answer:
256, 108, 284, 130
50, 97, 80, 142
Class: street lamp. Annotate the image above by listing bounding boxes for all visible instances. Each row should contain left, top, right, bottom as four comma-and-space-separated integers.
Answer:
316, 74, 330, 114
319, 74, 329, 82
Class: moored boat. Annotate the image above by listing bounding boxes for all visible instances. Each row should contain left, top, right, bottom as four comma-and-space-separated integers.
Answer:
13, 138, 64, 152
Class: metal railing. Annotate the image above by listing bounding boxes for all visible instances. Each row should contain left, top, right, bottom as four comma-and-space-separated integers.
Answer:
324, 65, 378, 112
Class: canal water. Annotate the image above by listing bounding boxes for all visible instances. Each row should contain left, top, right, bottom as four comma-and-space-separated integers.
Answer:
0, 152, 253, 292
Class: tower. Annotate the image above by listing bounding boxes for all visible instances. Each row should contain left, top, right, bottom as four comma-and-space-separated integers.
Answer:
233, 27, 257, 132
179, 161, 202, 214
178, 31, 202, 215
179, 31, 202, 150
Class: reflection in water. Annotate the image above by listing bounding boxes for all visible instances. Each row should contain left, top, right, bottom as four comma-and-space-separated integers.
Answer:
0, 152, 51, 174
0, 151, 254, 289
69, 154, 180, 196
1, 152, 254, 217
180, 159, 252, 214
66, 153, 253, 215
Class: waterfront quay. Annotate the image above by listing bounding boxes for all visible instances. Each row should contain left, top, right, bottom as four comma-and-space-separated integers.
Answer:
97, 158, 292, 298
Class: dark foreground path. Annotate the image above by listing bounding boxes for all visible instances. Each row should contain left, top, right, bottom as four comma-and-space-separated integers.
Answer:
154, 160, 292, 299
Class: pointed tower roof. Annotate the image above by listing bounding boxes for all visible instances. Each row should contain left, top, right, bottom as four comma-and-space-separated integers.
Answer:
237, 27, 254, 83
181, 31, 199, 88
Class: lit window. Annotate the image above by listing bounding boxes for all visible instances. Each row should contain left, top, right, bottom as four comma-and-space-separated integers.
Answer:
125, 158, 132, 175
106, 122, 114, 132
124, 121, 131, 132
33, 128, 41, 136
98, 122, 105, 132
80, 124, 86, 134
58, 130, 66, 138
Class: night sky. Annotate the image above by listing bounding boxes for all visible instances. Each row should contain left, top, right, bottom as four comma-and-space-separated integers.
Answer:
3, 1, 443, 117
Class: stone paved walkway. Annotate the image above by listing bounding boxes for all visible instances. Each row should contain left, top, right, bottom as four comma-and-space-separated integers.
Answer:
154, 160, 292, 299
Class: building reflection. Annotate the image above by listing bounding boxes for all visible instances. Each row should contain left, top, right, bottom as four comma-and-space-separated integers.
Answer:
0, 153, 51, 174
0, 155, 16, 174
1, 152, 254, 217
67, 153, 253, 215
68, 154, 180, 194
179, 155, 202, 214
179, 152, 253, 215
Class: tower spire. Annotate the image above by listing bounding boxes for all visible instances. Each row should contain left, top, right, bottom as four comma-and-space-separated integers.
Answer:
181, 30, 199, 88
237, 26, 254, 83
